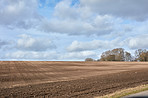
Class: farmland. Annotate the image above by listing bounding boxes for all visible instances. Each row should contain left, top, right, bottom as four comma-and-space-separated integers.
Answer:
0, 61, 148, 97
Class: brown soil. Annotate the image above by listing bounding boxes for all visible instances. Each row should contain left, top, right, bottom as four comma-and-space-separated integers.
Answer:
0, 61, 148, 98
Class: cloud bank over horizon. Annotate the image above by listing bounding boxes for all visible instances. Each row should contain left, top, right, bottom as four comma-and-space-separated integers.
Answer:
0, 0, 148, 61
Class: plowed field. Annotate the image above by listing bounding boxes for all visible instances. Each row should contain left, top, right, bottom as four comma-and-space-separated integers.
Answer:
0, 61, 148, 98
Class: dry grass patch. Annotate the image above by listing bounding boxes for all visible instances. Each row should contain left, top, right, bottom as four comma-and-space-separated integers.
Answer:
95, 84, 148, 98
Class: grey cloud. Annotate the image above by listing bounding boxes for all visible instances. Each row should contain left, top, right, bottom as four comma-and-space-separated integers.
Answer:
16, 34, 56, 51
0, 39, 9, 48
39, 0, 115, 36
80, 0, 148, 21
0, 0, 41, 29
40, 15, 113, 36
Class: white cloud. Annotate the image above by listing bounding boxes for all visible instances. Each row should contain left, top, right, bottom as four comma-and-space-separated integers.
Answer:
54, 0, 79, 20
39, 0, 117, 36
60, 51, 97, 60
128, 34, 148, 49
3, 50, 97, 61
54, 0, 92, 20
16, 34, 56, 51
1, 0, 148, 61
4, 51, 59, 60
80, 0, 148, 21
67, 39, 123, 52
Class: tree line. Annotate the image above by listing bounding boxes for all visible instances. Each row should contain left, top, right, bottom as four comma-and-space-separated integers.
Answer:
85, 48, 148, 62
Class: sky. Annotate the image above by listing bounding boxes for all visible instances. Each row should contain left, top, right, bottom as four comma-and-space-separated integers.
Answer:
0, 0, 148, 61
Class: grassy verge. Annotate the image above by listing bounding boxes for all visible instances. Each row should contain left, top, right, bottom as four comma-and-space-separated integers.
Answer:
95, 84, 148, 98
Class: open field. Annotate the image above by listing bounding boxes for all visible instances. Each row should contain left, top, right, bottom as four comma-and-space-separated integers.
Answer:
0, 61, 148, 97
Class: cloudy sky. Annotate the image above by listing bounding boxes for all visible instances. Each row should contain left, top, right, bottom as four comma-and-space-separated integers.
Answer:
0, 0, 148, 61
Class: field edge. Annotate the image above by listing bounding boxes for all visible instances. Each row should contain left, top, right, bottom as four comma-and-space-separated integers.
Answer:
96, 84, 148, 98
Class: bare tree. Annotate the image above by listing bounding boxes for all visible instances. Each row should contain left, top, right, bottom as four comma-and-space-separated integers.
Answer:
139, 51, 148, 61
100, 48, 132, 61
100, 48, 124, 61
112, 48, 124, 61
135, 49, 147, 61
100, 50, 112, 61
